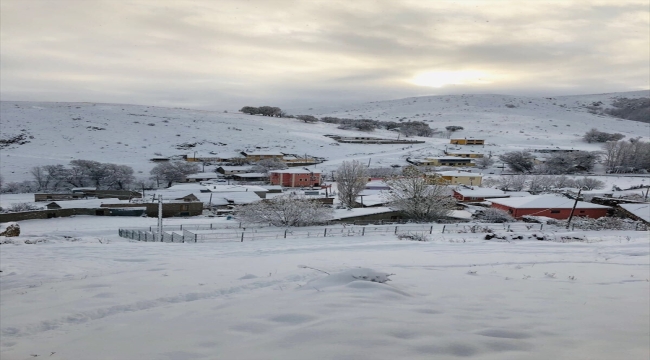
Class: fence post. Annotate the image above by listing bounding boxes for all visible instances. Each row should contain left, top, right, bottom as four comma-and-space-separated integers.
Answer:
239, 222, 242, 228
442, 225, 446, 233
394, 226, 398, 234
138, 231, 141, 241
284, 229, 287, 238
507, 225, 511, 232
324, 228, 327, 237
540, 223, 544, 231
571, 224, 575, 231
195, 233, 198, 243
160, 232, 163, 242
362, 227, 365, 236
149, 226, 152, 231
241, 232, 244, 242
180, 224, 183, 230
430, 226, 433, 234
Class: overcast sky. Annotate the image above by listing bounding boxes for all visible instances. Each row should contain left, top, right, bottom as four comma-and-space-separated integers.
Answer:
1, 0, 648, 109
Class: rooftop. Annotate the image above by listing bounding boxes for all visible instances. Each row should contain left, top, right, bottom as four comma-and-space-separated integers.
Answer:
270, 168, 322, 174
489, 195, 611, 209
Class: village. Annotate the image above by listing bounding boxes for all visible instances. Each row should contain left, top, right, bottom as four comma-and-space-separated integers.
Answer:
1, 136, 647, 239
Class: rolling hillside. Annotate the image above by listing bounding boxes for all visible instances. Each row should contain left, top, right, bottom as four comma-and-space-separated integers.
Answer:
1, 90, 648, 183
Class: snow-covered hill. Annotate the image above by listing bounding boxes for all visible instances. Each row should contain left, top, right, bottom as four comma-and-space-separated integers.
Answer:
1, 90, 648, 183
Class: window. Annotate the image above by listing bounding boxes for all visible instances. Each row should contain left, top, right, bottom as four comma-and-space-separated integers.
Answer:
579, 210, 585, 213
550, 210, 561, 214
180, 204, 189, 211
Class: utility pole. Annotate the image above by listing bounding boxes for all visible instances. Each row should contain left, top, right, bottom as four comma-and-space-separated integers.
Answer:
566, 189, 581, 229
157, 195, 163, 241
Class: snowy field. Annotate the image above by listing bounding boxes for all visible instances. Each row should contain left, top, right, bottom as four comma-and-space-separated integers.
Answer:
1, 217, 649, 360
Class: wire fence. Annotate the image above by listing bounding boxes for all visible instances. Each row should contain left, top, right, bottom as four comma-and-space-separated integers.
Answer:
118, 222, 552, 243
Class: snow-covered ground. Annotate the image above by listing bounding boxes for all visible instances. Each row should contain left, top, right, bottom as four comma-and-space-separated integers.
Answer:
2, 90, 648, 183
1, 217, 649, 360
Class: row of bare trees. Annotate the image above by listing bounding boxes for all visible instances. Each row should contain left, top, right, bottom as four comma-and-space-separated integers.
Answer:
602, 138, 650, 173
482, 175, 605, 192
29, 160, 135, 191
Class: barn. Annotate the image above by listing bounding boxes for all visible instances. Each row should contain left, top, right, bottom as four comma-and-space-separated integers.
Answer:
489, 195, 610, 220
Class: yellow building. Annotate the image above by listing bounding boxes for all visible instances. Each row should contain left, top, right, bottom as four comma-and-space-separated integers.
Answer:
450, 138, 485, 145
240, 152, 284, 162
445, 152, 484, 158
423, 157, 475, 167
430, 171, 483, 186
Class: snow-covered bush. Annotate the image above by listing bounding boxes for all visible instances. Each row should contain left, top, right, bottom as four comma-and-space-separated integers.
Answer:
4, 202, 40, 213
551, 217, 646, 231
475, 208, 514, 223
235, 194, 333, 227
397, 232, 429, 241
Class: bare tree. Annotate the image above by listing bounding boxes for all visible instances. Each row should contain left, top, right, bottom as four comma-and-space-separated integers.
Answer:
70, 160, 108, 188
103, 164, 135, 189
150, 161, 200, 187
336, 160, 368, 208
235, 194, 333, 227
499, 151, 535, 173
474, 157, 495, 169
383, 174, 455, 222
575, 177, 605, 190
296, 115, 318, 123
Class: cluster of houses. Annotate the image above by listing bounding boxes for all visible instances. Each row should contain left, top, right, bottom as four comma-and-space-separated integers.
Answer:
2, 137, 647, 226
408, 138, 486, 167
2, 168, 647, 226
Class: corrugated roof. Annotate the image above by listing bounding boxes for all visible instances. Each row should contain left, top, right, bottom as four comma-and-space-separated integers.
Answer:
619, 203, 650, 223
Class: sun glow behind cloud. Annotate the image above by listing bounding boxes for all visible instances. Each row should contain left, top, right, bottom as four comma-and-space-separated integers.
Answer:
409, 70, 492, 88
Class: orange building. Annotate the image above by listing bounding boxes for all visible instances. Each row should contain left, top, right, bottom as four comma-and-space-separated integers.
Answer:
269, 169, 322, 187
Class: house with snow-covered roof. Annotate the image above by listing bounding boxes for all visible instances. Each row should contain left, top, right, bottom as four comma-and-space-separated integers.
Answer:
185, 172, 223, 182
489, 195, 610, 220
453, 188, 508, 202
429, 171, 483, 186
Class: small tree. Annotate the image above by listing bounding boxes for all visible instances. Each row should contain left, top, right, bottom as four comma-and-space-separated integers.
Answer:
150, 161, 200, 187
383, 173, 455, 222
240, 106, 259, 115
499, 151, 535, 173
575, 177, 605, 190
103, 164, 135, 189
296, 115, 319, 123
445, 125, 463, 139
583, 128, 625, 143
235, 194, 333, 227
474, 157, 495, 169
336, 160, 368, 208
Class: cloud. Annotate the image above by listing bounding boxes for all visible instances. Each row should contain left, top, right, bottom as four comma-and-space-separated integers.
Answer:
1, 0, 648, 109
